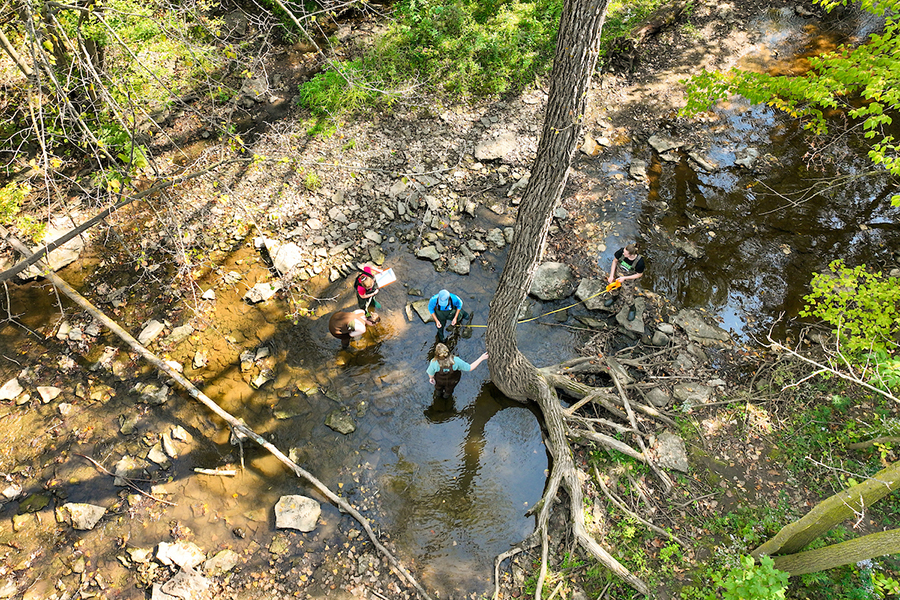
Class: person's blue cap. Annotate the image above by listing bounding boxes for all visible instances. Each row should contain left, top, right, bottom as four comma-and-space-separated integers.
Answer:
438, 289, 450, 302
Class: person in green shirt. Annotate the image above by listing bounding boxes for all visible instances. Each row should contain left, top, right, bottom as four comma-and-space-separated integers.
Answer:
426, 344, 488, 398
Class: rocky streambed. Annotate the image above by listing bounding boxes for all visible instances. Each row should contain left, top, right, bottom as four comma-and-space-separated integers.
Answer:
1, 1, 899, 599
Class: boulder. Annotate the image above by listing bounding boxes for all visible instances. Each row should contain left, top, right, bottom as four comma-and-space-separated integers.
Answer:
673, 383, 713, 407
645, 387, 671, 408
575, 278, 609, 310
147, 443, 171, 468
0, 378, 23, 401
673, 238, 704, 259
735, 147, 759, 168
325, 409, 357, 434
410, 300, 432, 323
474, 132, 517, 161
448, 256, 470, 275
580, 134, 599, 156
153, 568, 210, 600
265, 240, 305, 275
615, 298, 647, 336
136, 382, 170, 405
165, 324, 194, 346
653, 431, 689, 472
59, 503, 106, 530
157, 541, 206, 569
486, 228, 506, 248
369, 245, 385, 265
193, 351, 208, 370
274, 495, 321, 532
114, 455, 144, 486
329, 241, 354, 256
648, 133, 683, 154
389, 179, 408, 199
243, 281, 282, 304
416, 246, 441, 261
507, 173, 530, 197
574, 315, 610, 330
137, 320, 166, 346
18, 217, 85, 280
688, 151, 718, 172
629, 160, 648, 182
530, 262, 575, 301
651, 331, 670, 346
251, 369, 275, 389
1, 484, 22, 501
204, 549, 240, 576
671, 309, 731, 346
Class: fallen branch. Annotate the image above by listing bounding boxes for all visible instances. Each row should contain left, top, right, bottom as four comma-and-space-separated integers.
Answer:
766, 334, 899, 405
571, 428, 647, 463
77, 453, 176, 507
2, 226, 433, 600
609, 370, 673, 493
193, 468, 237, 476
847, 436, 900, 451
593, 464, 686, 547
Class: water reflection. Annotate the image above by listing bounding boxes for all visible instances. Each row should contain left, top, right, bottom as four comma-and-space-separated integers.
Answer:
385, 381, 546, 594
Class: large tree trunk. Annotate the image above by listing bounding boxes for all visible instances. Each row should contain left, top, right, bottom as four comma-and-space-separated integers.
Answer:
753, 460, 900, 558
485, 0, 650, 596
487, 0, 606, 400
772, 529, 900, 576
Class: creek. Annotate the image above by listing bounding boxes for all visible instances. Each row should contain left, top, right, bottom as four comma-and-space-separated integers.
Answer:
0, 7, 898, 600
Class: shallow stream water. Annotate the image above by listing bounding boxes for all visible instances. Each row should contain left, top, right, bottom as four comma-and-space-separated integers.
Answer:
1, 7, 899, 600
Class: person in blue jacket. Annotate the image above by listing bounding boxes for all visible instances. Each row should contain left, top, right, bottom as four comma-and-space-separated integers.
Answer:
427, 343, 488, 398
428, 289, 470, 341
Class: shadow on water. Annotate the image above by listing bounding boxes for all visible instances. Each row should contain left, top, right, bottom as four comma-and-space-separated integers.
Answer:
0, 238, 560, 596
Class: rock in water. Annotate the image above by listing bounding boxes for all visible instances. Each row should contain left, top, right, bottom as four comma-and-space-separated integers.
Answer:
530, 262, 575, 300
274, 495, 321, 532
60, 503, 106, 530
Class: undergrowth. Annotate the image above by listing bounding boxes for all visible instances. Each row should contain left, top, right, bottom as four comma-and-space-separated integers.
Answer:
298, 0, 674, 117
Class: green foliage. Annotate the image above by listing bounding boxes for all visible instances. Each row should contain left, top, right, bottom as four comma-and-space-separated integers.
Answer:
800, 260, 900, 391
303, 171, 322, 190
0, 183, 46, 242
299, 63, 382, 117
681, 0, 900, 206
707, 555, 789, 600
298, 0, 562, 117
800, 559, 900, 600
14, 215, 46, 243
97, 122, 150, 170
0, 182, 29, 224
298, 0, 684, 119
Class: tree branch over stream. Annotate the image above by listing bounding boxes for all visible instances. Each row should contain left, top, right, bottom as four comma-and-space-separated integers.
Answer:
0, 225, 435, 600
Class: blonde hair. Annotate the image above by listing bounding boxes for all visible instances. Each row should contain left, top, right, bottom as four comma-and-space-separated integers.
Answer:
435, 343, 455, 368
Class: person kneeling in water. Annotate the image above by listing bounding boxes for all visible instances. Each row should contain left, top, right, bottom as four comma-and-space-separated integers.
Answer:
329, 309, 380, 349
